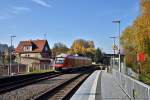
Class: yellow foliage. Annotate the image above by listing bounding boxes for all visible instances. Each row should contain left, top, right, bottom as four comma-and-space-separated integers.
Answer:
121, 0, 150, 74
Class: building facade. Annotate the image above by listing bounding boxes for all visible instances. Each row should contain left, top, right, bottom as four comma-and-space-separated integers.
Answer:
15, 40, 51, 72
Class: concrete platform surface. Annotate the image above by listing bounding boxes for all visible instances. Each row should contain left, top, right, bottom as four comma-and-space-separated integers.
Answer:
71, 70, 101, 100
101, 71, 130, 100
71, 70, 130, 100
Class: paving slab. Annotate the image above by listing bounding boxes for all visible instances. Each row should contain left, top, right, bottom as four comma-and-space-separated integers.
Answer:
71, 70, 130, 100
101, 70, 130, 100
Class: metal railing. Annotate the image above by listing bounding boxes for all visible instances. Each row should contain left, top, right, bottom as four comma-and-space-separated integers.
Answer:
0, 64, 27, 76
0, 63, 54, 76
30, 64, 54, 72
112, 69, 150, 100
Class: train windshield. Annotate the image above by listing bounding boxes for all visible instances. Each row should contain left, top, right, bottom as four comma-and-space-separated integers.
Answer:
55, 57, 65, 64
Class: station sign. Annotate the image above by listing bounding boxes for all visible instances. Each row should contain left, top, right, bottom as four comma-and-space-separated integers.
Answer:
112, 45, 118, 50
137, 52, 145, 62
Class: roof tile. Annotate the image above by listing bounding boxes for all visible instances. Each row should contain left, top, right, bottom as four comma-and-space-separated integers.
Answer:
15, 40, 48, 53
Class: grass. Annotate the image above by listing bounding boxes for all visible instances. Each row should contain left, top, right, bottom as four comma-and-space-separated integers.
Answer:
29, 69, 54, 74
139, 73, 150, 85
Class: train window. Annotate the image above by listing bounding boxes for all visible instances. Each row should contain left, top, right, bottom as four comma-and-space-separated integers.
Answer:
55, 57, 65, 64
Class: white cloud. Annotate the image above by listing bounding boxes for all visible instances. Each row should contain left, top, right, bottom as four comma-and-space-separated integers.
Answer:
0, 6, 31, 20
32, 0, 51, 7
13, 6, 31, 12
11, 6, 31, 14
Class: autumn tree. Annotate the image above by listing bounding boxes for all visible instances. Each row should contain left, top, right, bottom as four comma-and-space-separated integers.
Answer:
85, 48, 96, 61
121, 0, 150, 74
69, 39, 96, 61
133, 0, 150, 73
120, 26, 138, 71
94, 48, 103, 64
52, 42, 69, 57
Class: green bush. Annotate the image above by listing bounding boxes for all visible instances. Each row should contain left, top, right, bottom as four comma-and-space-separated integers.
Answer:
139, 73, 150, 85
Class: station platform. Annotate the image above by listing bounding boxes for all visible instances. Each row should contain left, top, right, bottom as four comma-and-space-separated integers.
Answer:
71, 70, 130, 100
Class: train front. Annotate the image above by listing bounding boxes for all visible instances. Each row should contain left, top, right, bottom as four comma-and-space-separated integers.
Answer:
54, 57, 65, 71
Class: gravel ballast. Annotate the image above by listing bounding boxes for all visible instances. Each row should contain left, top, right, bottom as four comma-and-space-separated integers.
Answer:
0, 74, 78, 100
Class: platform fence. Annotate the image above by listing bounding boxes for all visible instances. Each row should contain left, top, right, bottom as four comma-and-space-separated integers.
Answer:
0, 64, 27, 76
112, 69, 150, 100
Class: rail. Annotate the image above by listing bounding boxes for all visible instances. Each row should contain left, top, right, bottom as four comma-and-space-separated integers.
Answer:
34, 70, 94, 100
0, 71, 62, 94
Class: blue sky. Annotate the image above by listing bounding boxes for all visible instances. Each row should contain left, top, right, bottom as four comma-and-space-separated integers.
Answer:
0, 0, 140, 53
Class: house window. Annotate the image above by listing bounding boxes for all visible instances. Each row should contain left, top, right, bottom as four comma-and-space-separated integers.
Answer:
25, 54, 30, 57
45, 46, 48, 51
24, 46, 32, 51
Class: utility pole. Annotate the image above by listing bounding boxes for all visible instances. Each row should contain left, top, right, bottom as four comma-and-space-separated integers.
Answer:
9, 35, 16, 75
112, 20, 121, 72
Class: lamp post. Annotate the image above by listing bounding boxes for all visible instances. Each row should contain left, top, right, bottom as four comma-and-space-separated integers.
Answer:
9, 35, 16, 75
112, 20, 121, 72
110, 36, 117, 68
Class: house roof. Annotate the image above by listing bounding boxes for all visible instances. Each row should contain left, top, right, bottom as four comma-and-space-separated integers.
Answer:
15, 40, 49, 53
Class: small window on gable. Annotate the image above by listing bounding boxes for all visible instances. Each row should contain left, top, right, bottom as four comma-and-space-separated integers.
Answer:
24, 46, 32, 51
45, 46, 48, 51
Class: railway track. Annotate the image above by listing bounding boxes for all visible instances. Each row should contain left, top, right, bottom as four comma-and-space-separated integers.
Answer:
34, 70, 94, 100
0, 67, 96, 100
0, 71, 62, 94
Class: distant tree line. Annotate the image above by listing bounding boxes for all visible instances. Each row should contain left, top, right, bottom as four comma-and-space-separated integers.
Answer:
52, 42, 69, 58
52, 39, 104, 63
0, 46, 15, 65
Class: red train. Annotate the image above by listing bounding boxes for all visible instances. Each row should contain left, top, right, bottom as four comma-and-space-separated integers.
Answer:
54, 54, 92, 71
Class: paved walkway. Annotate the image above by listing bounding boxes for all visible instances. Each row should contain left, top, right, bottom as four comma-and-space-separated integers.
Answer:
101, 70, 130, 100
71, 70, 130, 100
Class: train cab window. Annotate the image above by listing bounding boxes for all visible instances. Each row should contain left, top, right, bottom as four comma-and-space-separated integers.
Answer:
55, 57, 65, 64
